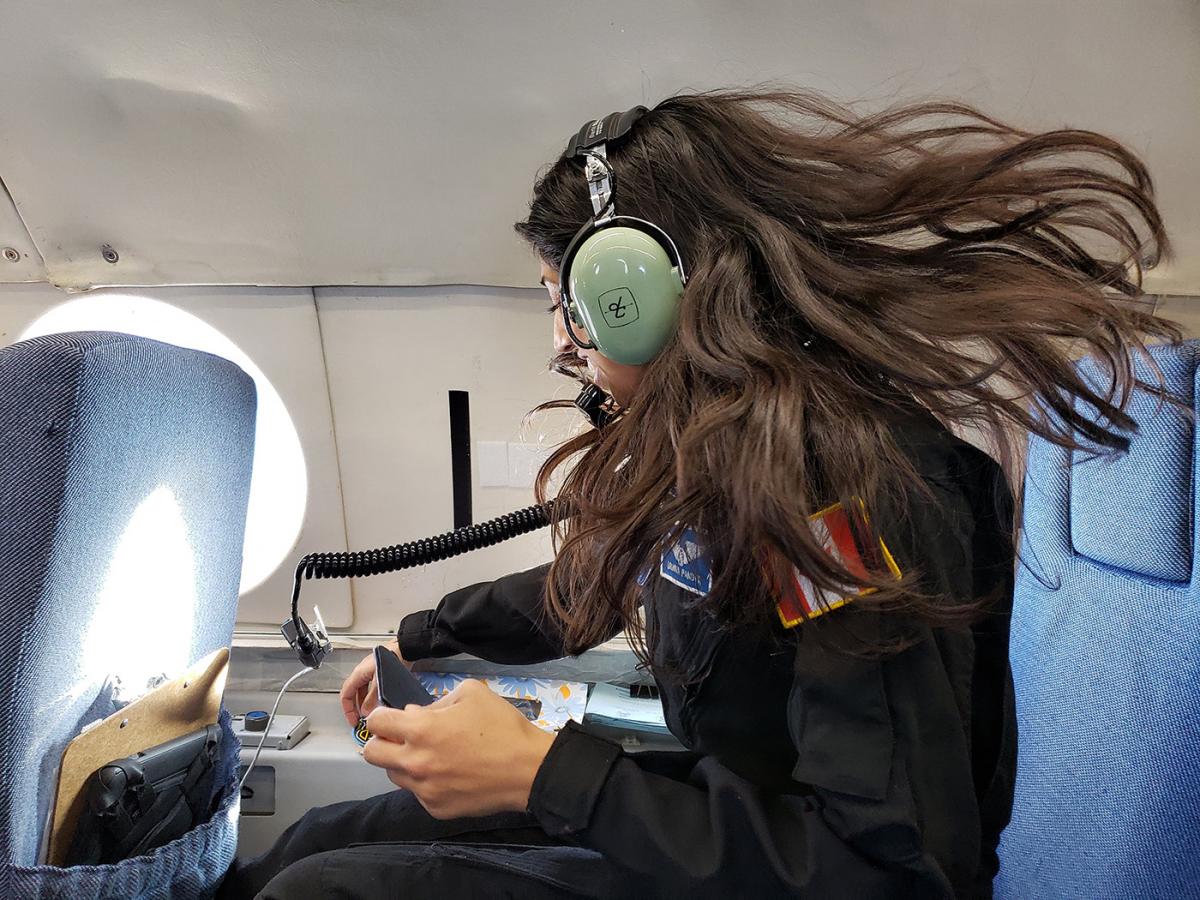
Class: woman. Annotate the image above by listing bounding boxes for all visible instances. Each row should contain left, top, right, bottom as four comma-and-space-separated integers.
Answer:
225, 91, 1176, 899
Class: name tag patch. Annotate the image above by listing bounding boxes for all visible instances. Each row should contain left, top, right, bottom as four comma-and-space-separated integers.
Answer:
659, 527, 712, 596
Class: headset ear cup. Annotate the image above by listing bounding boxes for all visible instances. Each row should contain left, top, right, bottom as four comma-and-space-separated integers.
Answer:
566, 224, 684, 366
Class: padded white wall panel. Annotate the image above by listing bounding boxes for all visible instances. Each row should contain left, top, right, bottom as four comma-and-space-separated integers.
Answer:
1155, 296, 1200, 339
317, 286, 577, 634
0, 283, 352, 627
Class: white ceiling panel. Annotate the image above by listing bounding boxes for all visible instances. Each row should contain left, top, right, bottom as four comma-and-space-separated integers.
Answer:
0, 1, 1195, 291
0, 181, 45, 282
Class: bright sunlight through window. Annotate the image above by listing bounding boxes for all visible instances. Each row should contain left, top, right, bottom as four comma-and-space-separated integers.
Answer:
21, 294, 307, 594
82, 485, 197, 688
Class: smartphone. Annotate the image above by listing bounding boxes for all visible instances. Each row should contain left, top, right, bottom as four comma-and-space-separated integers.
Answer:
374, 645, 435, 709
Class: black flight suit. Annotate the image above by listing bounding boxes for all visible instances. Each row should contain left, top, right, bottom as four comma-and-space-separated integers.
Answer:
224, 411, 1016, 899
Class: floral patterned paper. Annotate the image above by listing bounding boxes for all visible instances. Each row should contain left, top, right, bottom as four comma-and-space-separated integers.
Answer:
415, 672, 587, 733
353, 674, 588, 747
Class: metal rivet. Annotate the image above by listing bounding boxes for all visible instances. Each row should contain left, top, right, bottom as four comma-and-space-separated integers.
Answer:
119, 718, 129, 729
101, 245, 119, 264
2, 247, 18, 263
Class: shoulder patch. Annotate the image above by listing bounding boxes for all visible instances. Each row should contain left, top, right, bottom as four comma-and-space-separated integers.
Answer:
775, 500, 902, 629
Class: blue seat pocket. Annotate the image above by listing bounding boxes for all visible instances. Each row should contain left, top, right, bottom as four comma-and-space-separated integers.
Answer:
3, 710, 241, 900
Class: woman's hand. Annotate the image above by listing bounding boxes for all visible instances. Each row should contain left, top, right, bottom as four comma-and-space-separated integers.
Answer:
339, 640, 411, 727
362, 679, 556, 820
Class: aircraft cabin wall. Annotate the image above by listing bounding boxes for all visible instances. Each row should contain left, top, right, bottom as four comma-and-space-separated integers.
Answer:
3, 282, 1200, 640
0, 281, 565, 635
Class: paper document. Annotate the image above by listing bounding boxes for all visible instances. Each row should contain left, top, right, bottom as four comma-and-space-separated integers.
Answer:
585, 682, 670, 734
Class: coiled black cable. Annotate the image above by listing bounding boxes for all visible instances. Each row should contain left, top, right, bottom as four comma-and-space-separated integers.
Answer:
289, 502, 555, 623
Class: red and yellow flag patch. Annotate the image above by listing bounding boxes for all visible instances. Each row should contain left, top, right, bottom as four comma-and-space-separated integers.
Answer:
774, 500, 902, 629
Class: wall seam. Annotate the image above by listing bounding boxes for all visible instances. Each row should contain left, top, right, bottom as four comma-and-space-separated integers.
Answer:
312, 286, 359, 629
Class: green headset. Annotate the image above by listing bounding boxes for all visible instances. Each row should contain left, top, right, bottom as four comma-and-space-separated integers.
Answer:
557, 106, 687, 366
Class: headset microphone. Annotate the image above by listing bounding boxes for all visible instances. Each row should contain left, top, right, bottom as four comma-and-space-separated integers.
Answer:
574, 383, 617, 429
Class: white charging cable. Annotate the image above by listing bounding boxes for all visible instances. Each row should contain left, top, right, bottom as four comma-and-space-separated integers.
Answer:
238, 665, 313, 793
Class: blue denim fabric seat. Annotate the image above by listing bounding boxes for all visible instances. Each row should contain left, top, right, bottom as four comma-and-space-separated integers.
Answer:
0, 332, 256, 899
997, 341, 1200, 898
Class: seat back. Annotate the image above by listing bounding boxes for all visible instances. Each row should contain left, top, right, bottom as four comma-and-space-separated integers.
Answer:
0, 332, 256, 871
997, 341, 1200, 898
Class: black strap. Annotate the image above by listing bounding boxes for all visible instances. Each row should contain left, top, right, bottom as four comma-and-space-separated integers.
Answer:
565, 106, 648, 158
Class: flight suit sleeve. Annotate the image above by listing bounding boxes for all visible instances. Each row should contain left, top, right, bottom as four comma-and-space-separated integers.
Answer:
395, 564, 622, 665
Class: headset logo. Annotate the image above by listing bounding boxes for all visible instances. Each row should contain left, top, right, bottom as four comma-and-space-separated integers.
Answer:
599, 288, 639, 328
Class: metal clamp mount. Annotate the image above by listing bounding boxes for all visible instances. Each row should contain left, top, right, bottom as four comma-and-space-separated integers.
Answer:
584, 147, 614, 220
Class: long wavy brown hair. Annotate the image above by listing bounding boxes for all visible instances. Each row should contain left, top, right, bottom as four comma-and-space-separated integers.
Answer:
515, 89, 1178, 658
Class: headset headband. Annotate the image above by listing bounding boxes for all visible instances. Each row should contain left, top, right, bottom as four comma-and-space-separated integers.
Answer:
564, 106, 648, 159
564, 107, 648, 219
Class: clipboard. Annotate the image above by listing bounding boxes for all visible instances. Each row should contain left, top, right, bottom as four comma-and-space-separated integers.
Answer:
46, 647, 229, 866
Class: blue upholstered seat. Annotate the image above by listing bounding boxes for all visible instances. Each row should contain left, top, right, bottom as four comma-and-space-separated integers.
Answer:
997, 341, 1200, 898
0, 332, 256, 898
